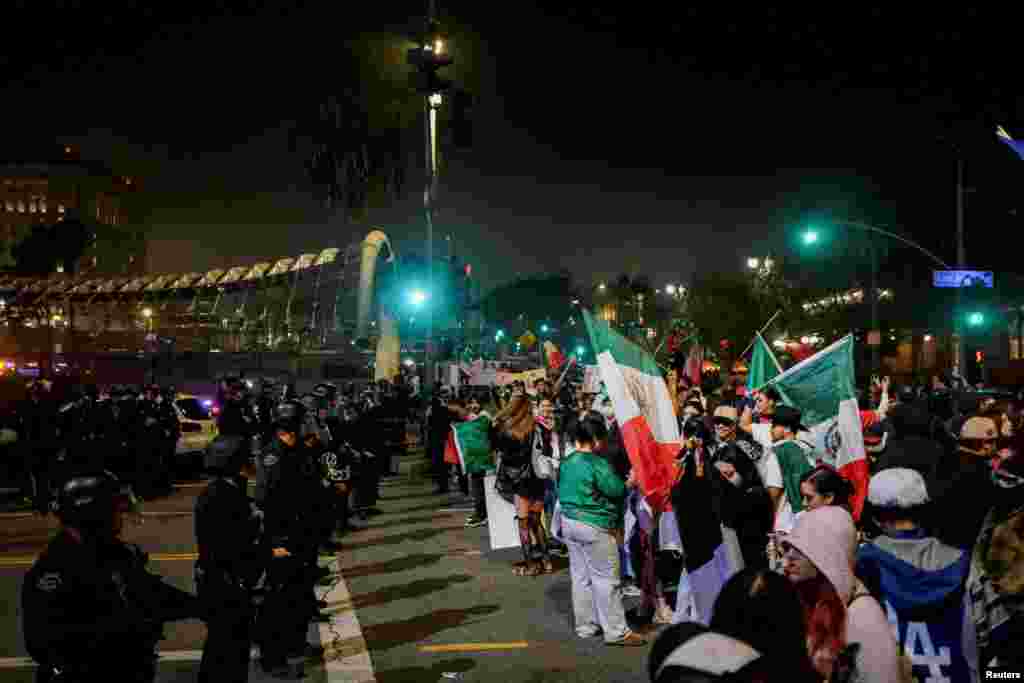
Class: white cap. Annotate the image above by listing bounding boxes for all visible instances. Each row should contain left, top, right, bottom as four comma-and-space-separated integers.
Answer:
868, 468, 930, 509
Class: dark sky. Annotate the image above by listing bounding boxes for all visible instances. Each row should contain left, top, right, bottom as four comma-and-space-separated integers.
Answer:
4, 3, 1021, 293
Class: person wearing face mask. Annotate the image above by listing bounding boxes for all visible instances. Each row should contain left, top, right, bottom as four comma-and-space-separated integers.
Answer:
930, 415, 1001, 550
712, 444, 774, 570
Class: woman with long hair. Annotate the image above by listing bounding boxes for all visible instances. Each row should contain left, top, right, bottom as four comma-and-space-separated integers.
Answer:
492, 388, 552, 576
780, 507, 900, 683
712, 444, 775, 570
798, 465, 854, 515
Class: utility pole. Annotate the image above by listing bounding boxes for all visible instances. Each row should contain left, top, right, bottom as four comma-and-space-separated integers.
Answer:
408, 0, 451, 393
869, 239, 880, 377
955, 156, 967, 381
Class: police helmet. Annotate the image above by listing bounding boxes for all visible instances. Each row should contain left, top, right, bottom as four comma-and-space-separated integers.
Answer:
203, 435, 248, 472
274, 400, 306, 432
54, 472, 125, 528
313, 383, 330, 399
299, 393, 318, 411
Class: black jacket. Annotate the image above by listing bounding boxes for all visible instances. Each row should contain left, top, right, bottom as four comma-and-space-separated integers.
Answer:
22, 531, 198, 678
194, 475, 270, 587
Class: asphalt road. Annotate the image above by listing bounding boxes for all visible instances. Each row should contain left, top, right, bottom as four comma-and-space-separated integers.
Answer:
0, 469, 657, 682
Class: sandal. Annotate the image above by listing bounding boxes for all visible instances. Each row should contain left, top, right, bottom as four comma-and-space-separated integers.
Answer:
514, 563, 542, 577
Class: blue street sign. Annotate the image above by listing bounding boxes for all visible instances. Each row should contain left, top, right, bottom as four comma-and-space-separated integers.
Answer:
932, 270, 994, 289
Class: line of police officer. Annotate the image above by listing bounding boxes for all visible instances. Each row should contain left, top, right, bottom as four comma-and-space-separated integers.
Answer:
21, 377, 392, 682
13, 381, 181, 515
194, 377, 389, 680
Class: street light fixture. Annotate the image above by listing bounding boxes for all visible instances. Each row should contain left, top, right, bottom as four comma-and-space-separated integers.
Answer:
747, 258, 760, 270
409, 290, 428, 306
802, 230, 820, 246
665, 284, 676, 295
541, 324, 549, 333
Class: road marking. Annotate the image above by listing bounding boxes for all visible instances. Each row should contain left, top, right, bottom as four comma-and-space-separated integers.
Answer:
318, 557, 377, 682
173, 483, 208, 489
0, 552, 198, 568
438, 507, 474, 513
418, 642, 530, 653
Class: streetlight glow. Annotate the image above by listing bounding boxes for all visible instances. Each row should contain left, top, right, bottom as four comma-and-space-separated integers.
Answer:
802, 230, 819, 245
541, 324, 549, 333
409, 290, 427, 306
598, 283, 606, 291
665, 284, 676, 295
576, 346, 585, 355
747, 258, 760, 270
141, 307, 153, 319
404, 358, 415, 367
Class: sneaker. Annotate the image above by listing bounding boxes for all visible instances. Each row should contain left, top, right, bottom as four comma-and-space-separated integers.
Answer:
607, 631, 648, 647
622, 583, 643, 598
576, 626, 602, 638
550, 545, 569, 558
464, 514, 488, 528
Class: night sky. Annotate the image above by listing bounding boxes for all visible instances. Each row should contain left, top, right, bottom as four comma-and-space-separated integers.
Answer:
4, 3, 1021, 293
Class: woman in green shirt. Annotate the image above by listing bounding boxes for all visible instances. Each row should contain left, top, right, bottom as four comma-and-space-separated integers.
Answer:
558, 413, 647, 647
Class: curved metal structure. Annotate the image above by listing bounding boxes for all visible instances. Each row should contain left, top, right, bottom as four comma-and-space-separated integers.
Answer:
0, 230, 398, 354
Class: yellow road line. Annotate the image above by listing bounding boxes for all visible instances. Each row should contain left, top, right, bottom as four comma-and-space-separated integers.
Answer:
0, 552, 198, 568
418, 642, 529, 653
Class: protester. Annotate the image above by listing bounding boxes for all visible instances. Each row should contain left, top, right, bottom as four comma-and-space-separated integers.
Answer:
558, 413, 645, 646
536, 396, 568, 556
966, 436, 1024, 671
708, 568, 820, 683
712, 444, 774, 570
930, 415, 1001, 550
855, 468, 976, 683
798, 465, 854, 515
708, 405, 763, 464
492, 390, 552, 576
780, 506, 901, 683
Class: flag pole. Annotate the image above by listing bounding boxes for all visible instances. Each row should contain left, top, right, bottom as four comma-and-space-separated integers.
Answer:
738, 309, 782, 359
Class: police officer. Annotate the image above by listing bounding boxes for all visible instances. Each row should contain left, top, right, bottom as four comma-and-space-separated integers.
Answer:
22, 471, 201, 682
218, 379, 255, 440
135, 385, 164, 500
155, 386, 180, 492
254, 378, 279, 448
16, 381, 58, 515
253, 401, 322, 677
194, 436, 275, 682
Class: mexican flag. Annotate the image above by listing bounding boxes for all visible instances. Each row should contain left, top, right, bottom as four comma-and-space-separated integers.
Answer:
747, 332, 783, 392
766, 335, 869, 519
452, 413, 494, 475
583, 310, 680, 511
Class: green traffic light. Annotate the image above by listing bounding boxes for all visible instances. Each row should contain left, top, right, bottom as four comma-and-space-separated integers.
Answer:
802, 230, 819, 245
576, 346, 585, 355
541, 325, 549, 333
968, 312, 985, 326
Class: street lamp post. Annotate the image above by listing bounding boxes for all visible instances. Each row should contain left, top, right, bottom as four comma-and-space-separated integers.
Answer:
802, 221, 951, 377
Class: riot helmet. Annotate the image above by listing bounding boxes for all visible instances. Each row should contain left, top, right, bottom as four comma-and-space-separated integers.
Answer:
274, 400, 306, 433
54, 471, 129, 538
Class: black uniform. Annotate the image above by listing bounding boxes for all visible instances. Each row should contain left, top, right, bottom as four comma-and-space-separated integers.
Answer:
157, 394, 180, 490
218, 397, 256, 440
135, 398, 164, 499
22, 532, 199, 682
194, 473, 270, 682
15, 395, 57, 514
253, 436, 316, 668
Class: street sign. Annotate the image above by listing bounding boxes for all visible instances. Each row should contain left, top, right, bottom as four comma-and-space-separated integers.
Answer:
933, 270, 994, 289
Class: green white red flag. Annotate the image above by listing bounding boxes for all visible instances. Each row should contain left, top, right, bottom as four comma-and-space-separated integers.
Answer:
766, 334, 869, 519
583, 310, 680, 511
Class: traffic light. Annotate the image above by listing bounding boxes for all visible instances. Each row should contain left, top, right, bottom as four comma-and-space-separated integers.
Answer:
408, 38, 453, 95
976, 350, 985, 364
968, 312, 985, 327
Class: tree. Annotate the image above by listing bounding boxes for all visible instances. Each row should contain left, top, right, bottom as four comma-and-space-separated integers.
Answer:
478, 273, 575, 336
685, 271, 791, 377
9, 213, 94, 276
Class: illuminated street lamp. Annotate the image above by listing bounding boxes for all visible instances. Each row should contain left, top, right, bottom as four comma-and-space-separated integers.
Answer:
598, 283, 606, 292
409, 290, 428, 306
747, 257, 760, 270
665, 284, 676, 295
802, 230, 820, 245
541, 324, 549, 333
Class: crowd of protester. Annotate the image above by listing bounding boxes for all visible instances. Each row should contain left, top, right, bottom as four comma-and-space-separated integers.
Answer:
428, 365, 1024, 682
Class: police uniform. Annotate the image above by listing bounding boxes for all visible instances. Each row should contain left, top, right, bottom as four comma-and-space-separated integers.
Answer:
194, 436, 271, 682
22, 473, 199, 682
135, 388, 164, 499
157, 388, 181, 491
253, 403, 319, 675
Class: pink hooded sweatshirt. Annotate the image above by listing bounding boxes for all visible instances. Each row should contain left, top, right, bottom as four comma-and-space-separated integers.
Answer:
788, 507, 902, 683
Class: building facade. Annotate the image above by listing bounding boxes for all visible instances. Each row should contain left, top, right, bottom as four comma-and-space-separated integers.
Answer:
0, 144, 143, 273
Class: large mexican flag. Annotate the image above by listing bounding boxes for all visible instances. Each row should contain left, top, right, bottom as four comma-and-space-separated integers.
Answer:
452, 413, 494, 475
583, 310, 680, 511
767, 334, 869, 519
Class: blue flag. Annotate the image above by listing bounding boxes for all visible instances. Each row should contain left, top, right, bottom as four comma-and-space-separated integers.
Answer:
997, 126, 1024, 160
